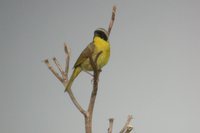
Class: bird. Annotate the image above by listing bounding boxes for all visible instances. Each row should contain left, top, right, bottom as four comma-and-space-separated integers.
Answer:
64, 28, 110, 92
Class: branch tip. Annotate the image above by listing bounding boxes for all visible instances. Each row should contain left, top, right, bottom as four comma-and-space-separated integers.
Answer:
43, 58, 63, 83
52, 56, 67, 81
64, 42, 71, 56
108, 5, 117, 36
64, 42, 71, 76
108, 118, 114, 133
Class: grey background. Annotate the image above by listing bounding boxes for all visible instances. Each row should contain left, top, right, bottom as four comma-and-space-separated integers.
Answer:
0, 0, 200, 133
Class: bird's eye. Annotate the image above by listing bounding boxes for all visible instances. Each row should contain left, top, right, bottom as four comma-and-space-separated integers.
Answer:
100, 32, 108, 41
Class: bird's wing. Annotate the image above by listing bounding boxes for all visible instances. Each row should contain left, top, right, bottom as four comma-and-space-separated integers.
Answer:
74, 42, 95, 68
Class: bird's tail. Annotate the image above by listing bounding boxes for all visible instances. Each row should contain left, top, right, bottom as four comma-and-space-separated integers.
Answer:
65, 67, 81, 92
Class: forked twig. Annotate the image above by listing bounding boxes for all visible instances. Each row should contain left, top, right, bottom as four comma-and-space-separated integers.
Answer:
44, 43, 86, 117
43, 59, 63, 83
53, 57, 66, 80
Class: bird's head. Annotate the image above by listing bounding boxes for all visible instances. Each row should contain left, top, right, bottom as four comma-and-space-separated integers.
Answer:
94, 28, 109, 41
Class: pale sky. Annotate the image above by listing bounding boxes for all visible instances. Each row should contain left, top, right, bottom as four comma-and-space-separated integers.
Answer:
0, 0, 200, 133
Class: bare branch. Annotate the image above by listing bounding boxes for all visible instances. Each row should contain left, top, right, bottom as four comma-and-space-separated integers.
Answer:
85, 53, 102, 133
52, 57, 67, 80
67, 89, 87, 116
108, 5, 117, 36
43, 59, 63, 83
43, 44, 86, 118
87, 52, 102, 113
64, 42, 71, 77
108, 118, 114, 133
120, 115, 133, 133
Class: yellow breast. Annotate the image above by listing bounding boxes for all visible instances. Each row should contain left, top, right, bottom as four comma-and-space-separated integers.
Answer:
93, 36, 110, 69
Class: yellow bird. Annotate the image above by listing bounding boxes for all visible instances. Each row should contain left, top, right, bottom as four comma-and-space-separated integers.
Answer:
65, 28, 110, 92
